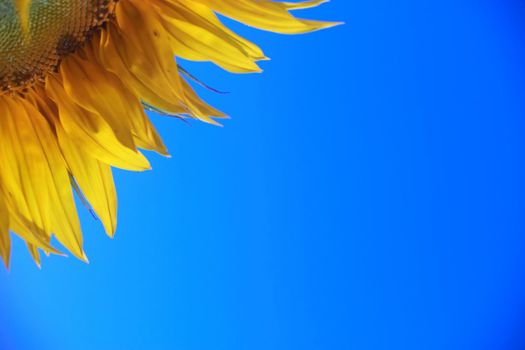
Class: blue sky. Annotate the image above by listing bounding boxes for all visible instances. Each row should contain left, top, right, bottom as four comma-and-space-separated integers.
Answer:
2, 1, 525, 349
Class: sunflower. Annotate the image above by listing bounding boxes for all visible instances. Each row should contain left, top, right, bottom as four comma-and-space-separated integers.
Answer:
0, 0, 338, 267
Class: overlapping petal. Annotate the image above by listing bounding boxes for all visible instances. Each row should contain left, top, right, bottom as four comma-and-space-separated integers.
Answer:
0, 0, 337, 266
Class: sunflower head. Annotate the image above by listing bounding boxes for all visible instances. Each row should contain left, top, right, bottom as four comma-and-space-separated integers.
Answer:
1, 0, 116, 92
0, 0, 339, 267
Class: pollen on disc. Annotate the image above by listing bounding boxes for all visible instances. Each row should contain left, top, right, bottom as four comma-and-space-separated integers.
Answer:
0, 0, 115, 93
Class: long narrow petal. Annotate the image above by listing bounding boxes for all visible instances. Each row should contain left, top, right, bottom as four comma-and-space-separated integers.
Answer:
57, 126, 118, 237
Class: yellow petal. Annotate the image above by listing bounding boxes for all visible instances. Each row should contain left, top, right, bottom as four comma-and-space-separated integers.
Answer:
57, 125, 118, 237
0, 95, 86, 261
192, 0, 341, 34
46, 74, 151, 171
0, 191, 11, 268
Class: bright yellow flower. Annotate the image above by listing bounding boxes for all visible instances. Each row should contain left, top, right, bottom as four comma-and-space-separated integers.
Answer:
0, 0, 338, 267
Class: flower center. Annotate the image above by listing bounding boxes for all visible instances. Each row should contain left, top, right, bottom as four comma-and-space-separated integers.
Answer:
0, 0, 116, 93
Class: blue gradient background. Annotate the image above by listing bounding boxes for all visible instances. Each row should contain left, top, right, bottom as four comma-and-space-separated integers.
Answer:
2, 0, 525, 349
